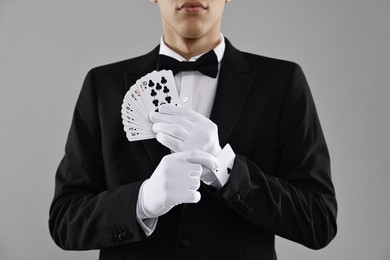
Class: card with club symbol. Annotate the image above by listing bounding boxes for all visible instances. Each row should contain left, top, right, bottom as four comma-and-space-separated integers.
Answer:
121, 70, 179, 141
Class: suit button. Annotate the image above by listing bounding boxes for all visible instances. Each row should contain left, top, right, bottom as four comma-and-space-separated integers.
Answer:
122, 231, 133, 241
109, 236, 117, 243
179, 238, 191, 249
232, 193, 241, 203
241, 202, 248, 210
110, 234, 120, 243
246, 206, 253, 215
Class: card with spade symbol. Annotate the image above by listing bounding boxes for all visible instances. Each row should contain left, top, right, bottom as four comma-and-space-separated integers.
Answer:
121, 70, 179, 142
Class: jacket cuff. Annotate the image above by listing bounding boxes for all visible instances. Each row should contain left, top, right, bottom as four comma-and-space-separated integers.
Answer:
203, 143, 235, 189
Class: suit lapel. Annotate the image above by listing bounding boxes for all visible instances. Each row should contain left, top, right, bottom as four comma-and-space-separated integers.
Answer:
210, 39, 256, 147
123, 46, 171, 167
182, 40, 255, 214
123, 45, 160, 92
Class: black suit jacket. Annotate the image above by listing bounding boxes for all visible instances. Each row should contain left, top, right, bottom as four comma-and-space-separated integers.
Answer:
49, 39, 337, 260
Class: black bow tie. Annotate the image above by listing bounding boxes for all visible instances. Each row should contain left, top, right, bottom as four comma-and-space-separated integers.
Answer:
157, 50, 219, 78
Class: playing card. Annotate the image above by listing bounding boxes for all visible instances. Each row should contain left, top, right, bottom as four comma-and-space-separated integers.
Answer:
134, 77, 151, 117
121, 70, 179, 142
121, 114, 152, 132
125, 131, 156, 142
123, 125, 155, 139
121, 97, 145, 122
140, 70, 179, 113
121, 108, 155, 140
121, 95, 151, 130
125, 84, 150, 121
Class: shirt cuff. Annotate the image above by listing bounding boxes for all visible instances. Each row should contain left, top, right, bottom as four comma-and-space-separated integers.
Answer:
136, 181, 158, 236
202, 143, 235, 189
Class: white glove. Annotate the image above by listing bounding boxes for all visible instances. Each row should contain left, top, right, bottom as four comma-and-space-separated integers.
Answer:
150, 104, 222, 156
139, 150, 219, 219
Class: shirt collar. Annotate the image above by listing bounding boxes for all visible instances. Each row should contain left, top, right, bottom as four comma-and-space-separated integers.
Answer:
159, 33, 225, 63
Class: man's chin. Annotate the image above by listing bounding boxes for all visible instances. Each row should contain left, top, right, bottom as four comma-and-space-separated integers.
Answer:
178, 27, 207, 40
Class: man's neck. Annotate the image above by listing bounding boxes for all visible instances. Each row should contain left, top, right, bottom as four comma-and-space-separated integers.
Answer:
163, 32, 221, 60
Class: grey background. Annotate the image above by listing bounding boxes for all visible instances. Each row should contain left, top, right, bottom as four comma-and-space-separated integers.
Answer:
0, 0, 389, 259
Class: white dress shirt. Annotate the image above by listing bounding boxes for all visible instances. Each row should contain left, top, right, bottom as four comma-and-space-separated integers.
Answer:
137, 34, 236, 236
159, 35, 224, 117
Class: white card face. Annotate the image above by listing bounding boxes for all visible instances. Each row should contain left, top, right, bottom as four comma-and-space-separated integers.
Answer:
121, 70, 179, 142
121, 101, 153, 131
134, 78, 150, 117
122, 97, 145, 123
123, 125, 155, 138
126, 131, 156, 141
121, 116, 152, 132
126, 85, 149, 121
140, 70, 180, 113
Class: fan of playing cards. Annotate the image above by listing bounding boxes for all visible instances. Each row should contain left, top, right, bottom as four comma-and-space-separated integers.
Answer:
121, 70, 180, 142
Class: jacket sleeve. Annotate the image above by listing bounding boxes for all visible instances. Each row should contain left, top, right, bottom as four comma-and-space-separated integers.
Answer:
212, 64, 337, 249
49, 69, 147, 250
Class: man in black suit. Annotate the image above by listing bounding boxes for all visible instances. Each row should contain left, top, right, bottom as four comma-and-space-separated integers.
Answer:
49, 0, 337, 259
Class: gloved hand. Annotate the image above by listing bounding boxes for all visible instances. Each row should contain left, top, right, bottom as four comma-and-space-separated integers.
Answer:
150, 104, 222, 156
139, 150, 219, 219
